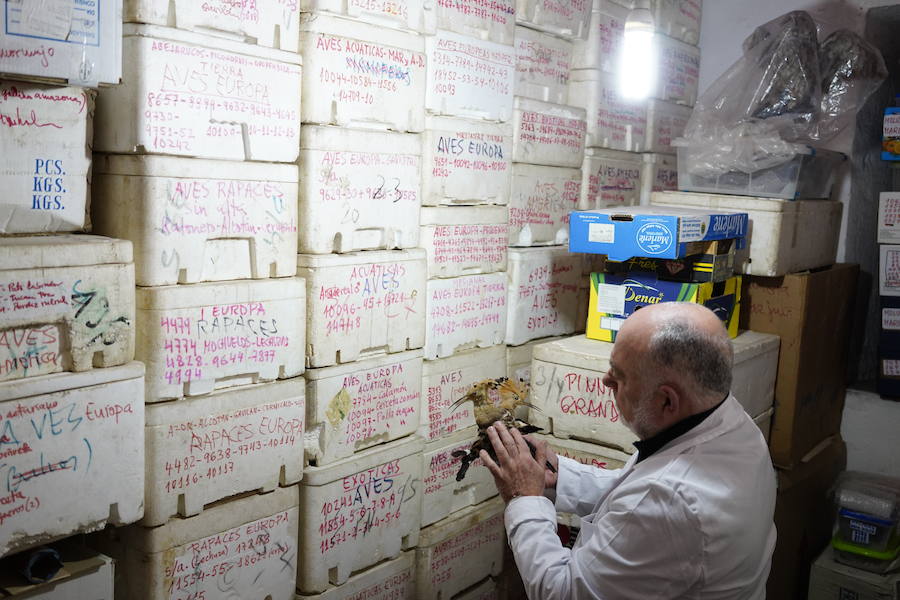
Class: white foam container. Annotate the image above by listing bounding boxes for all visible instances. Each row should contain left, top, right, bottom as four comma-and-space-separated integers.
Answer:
753, 407, 774, 443
509, 163, 581, 246
729, 331, 780, 417
300, 13, 425, 131
506, 247, 583, 346
92, 155, 299, 286
124, 0, 301, 51
640, 153, 678, 204
571, 0, 630, 72
0, 363, 145, 557
295, 551, 416, 600
514, 26, 574, 104
455, 578, 500, 600
425, 273, 508, 359
96, 487, 299, 600
645, 99, 692, 154
297, 436, 424, 594
415, 497, 506, 600
422, 427, 498, 526
0, 235, 135, 382
135, 278, 306, 402
424, 0, 516, 45
420, 345, 507, 443
422, 116, 513, 206
878, 192, 900, 244
0, 81, 93, 234
304, 351, 422, 466
420, 206, 509, 278
426, 31, 516, 122
142, 379, 305, 526
302, 0, 429, 32
568, 69, 647, 151
94, 24, 301, 161
533, 433, 631, 470
507, 335, 566, 384
579, 148, 643, 209
298, 249, 427, 368
515, 0, 592, 40
512, 97, 587, 168
652, 0, 702, 45
298, 126, 421, 254
652, 33, 700, 107
651, 191, 843, 277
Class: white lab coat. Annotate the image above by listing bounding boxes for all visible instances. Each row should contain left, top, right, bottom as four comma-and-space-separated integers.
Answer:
505, 395, 777, 600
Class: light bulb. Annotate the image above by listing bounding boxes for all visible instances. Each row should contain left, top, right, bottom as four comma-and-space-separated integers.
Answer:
618, 5, 657, 100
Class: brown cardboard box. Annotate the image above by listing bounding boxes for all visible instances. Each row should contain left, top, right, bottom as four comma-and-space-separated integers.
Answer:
767, 436, 847, 600
741, 264, 859, 469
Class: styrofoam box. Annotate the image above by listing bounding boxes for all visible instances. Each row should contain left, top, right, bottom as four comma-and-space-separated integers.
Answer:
571, 0, 630, 72
514, 26, 574, 104
455, 578, 500, 600
304, 351, 422, 466
753, 407, 774, 443
423, 426, 498, 526
96, 486, 299, 600
92, 155, 299, 286
302, 0, 429, 32
509, 163, 581, 247
515, 0, 592, 40
0, 363, 145, 557
415, 497, 506, 600
298, 126, 422, 254
124, 0, 301, 51
426, 30, 516, 123
645, 99, 692, 154
640, 153, 677, 205
877, 192, 900, 244
507, 335, 566, 384
568, 70, 647, 151
300, 13, 425, 131
425, 273, 508, 359
652, 0, 702, 45
297, 436, 424, 594
0, 81, 93, 234
580, 148, 643, 209
652, 33, 700, 107
94, 24, 301, 161
506, 247, 583, 346
730, 330, 780, 417
651, 191, 843, 277
0, 235, 135, 383
512, 97, 587, 168
142, 379, 305, 526
423, 0, 516, 45
0, 545, 115, 599
135, 278, 306, 401
534, 433, 631, 470
422, 116, 513, 206
420, 345, 507, 442
295, 551, 416, 600
420, 206, 509, 278
299, 249, 427, 368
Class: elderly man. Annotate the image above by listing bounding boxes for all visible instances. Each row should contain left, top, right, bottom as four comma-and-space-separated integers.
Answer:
481, 302, 777, 599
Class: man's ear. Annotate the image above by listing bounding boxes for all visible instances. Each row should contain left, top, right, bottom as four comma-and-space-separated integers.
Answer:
657, 383, 682, 417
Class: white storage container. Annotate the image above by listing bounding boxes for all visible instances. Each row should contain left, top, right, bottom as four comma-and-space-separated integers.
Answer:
415, 497, 505, 600
571, 0, 630, 72
640, 152, 678, 204
652, 33, 700, 107
730, 331, 780, 418
136, 278, 306, 401
512, 97, 587, 168
304, 351, 422, 466
753, 407, 774, 443
92, 155, 299, 286
507, 335, 566, 384
297, 436, 424, 594
298, 249, 427, 368
651, 191, 843, 277
420, 206, 509, 278
645, 99, 692, 154
533, 433, 631, 470
424, 0, 516, 45
0, 81, 93, 234
568, 70, 647, 151
580, 148, 643, 208
300, 14, 426, 131
509, 163, 581, 246
878, 192, 900, 244
515, 0, 592, 40
0, 235, 135, 382
423, 427, 498, 526
302, 0, 429, 32
142, 379, 305, 526
0, 363, 145, 557
420, 345, 508, 442
124, 0, 301, 51
514, 26, 574, 104
295, 551, 416, 600
0, 545, 114, 599
455, 578, 500, 600
94, 25, 301, 162
298, 126, 421, 254
426, 31, 516, 122
506, 247, 583, 346
96, 487, 299, 600
422, 116, 513, 206
652, 0, 702, 45
425, 273, 508, 359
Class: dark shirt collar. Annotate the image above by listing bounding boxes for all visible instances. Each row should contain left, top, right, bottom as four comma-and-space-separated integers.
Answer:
632, 396, 728, 464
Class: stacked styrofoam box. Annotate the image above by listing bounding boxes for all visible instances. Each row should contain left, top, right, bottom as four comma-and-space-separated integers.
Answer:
295, 551, 416, 600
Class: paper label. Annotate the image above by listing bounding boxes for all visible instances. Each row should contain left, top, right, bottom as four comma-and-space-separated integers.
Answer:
600, 316, 623, 331
5, 0, 98, 45
883, 359, 900, 377
883, 308, 900, 330
596, 283, 626, 315
883, 248, 900, 292
588, 223, 615, 243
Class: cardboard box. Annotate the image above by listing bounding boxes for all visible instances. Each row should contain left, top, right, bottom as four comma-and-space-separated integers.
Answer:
883, 108, 900, 161
569, 206, 748, 262
603, 238, 737, 283
587, 272, 741, 342
741, 264, 859, 469
809, 547, 900, 600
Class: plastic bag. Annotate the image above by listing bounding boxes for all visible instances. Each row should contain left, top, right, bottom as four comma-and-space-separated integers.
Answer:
835, 471, 900, 520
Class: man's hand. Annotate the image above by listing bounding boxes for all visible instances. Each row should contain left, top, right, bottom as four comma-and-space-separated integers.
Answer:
526, 434, 559, 490
480, 423, 552, 503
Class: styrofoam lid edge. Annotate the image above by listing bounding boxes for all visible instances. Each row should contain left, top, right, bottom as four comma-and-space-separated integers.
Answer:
423, 425, 479, 453
532, 335, 614, 364
94, 154, 300, 182
732, 331, 781, 364
424, 115, 514, 135
0, 235, 133, 269
420, 206, 508, 226
513, 96, 587, 120
296, 248, 426, 268
511, 164, 581, 177
301, 436, 426, 485
136, 277, 306, 309
304, 350, 423, 381
300, 12, 425, 53
417, 496, 505, 546
507, 246, 576, 260
421, 345, 508, 376
0, 362, 145, 402
584, 148, 645, 162
300, 125, 422, 155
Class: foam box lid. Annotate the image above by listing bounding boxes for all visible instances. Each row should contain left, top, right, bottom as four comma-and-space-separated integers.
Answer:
733, 330, 780, 364
297, 248, 426, 268
653, 190, 842, 215
0, 234, 133, 268
532, 432, 633, 464
753, 406, 775, 423
300, 12, 425, 52
423, 423, 478, 453
569, 68, 623, 84
420, 206, 508, 226
305, 349, 423, 381
532, 334, 613, 369
425, 114, 514, 133
136, 277, 306, 308
421, 344, 507, 376
300, 125, 422, 154
642, 152, 677, 166
302, 435, 425, 485
585, 147, 644, 161
507, 245, 573, 261
418, 496, 504, 546
513, 95, 586, 119
94, 154, 299, 181
506, 335, 566, 366
0, 361, 145, 401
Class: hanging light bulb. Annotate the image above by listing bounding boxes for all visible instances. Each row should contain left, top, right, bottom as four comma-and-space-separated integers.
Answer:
618, 0, 657, 100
